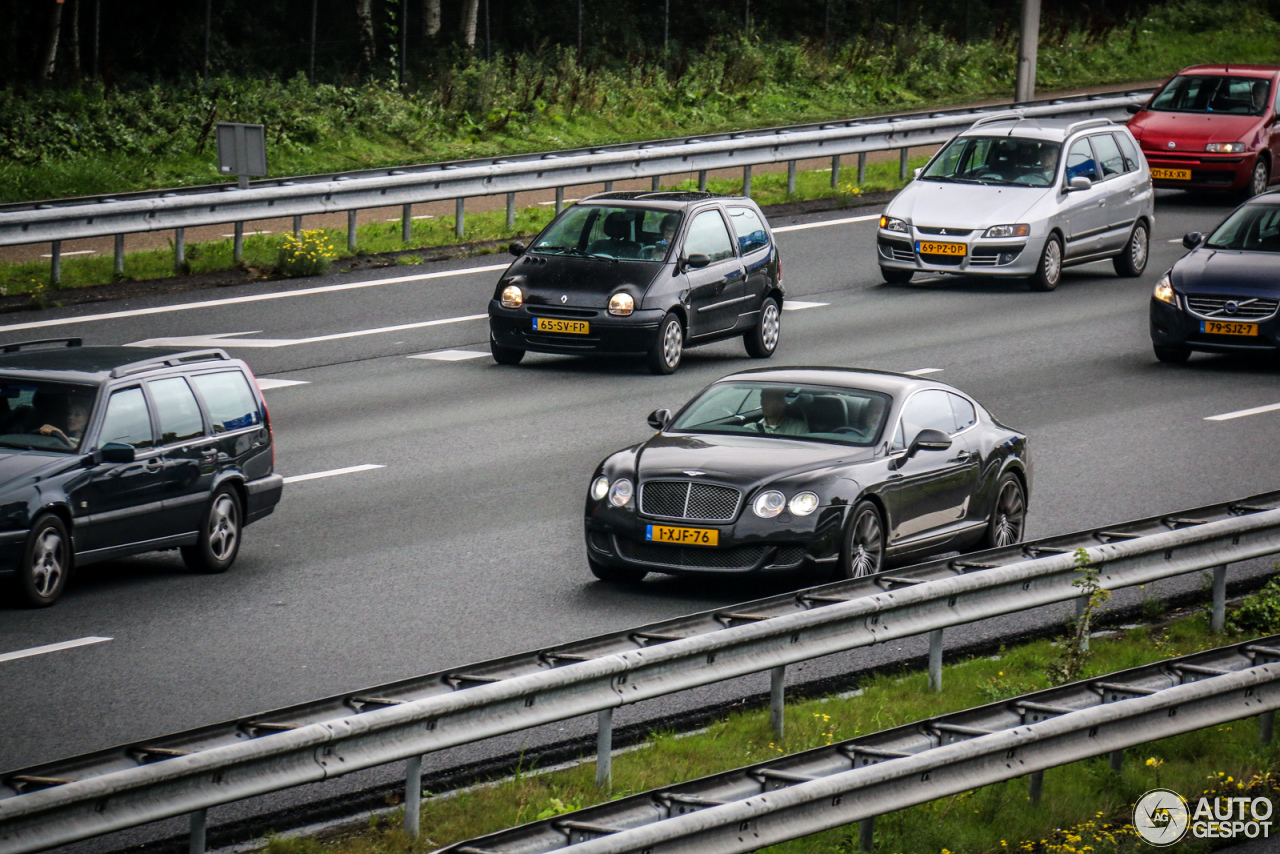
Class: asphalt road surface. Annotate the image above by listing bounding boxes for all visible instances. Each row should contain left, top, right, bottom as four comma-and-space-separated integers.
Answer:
3, 190, 1278, 853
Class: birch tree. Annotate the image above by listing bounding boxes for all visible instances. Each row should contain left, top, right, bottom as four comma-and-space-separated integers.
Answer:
422, 0, 441, 38
459, 0, 478, 49
355, 0, 376, 68
38, 0, 63, 80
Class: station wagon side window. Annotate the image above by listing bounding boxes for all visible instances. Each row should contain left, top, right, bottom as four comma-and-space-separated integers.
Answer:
1065, 138, 1100, 183
727, 207, 769, 254
98, 387, 155, 450
891, 390, 958, 451
149, 377, 206, 445
684, 210, 737, 263
189, 371, 262, 434
1089, 134, 1127, 179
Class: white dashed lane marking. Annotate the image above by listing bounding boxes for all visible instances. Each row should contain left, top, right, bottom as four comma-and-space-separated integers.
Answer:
1205, 402, 1280, 421
783, 301, 828, 310
256, 378, 310, 390
0, 637, 113, 664
905, 368, 944, 375
773, 214, 880, 233
282, 464, 385, 484
409, 350, 489, 361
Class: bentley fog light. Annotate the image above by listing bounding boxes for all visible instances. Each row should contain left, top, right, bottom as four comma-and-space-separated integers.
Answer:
591, 475, 610, 501
500, 284, 523, 308
1205, 142, 1246, 154
608, 293, 635, 316
788, 492, 820, 516
1153, 274, 1176, 305
879, 216, 909, 234
753, 490, 787, 518
983, 223, 1030, 238
608, 478, 634, 507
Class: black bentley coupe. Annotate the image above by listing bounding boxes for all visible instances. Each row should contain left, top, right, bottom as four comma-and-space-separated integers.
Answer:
584, 367, 1031, 583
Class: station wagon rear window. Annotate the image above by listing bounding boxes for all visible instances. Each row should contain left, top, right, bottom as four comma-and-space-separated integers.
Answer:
531, 205, 682, 262
191, 371, 261, 433
670, 382, 892, 446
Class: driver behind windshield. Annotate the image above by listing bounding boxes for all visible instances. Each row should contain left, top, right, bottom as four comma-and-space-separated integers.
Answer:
36, 393, 92, 449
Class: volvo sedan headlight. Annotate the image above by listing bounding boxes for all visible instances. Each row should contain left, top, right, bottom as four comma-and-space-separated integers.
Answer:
753, 490, 787, 518
788, 492, 820, 516
500, 284, 523, 308
983, 223, 1031, 238
1205, 142, 1246, 154
591, 475, 610, 501
879, 216, 909, 233
608, 293, 635, 316
607, 478, 634, 507
1153, 273, 1176, 305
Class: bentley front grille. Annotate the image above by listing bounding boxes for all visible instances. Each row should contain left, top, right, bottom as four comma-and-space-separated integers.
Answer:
640, 481, 741, 522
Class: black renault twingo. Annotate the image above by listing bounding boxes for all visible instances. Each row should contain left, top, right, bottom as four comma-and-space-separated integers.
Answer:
487, 191, 784, 374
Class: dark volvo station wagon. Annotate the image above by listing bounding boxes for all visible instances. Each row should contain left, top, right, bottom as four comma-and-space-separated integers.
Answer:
0, 340, 283, 607
488, 191, 784, 374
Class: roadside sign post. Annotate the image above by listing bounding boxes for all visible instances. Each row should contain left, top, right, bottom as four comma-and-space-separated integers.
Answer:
216, 123, 268, 262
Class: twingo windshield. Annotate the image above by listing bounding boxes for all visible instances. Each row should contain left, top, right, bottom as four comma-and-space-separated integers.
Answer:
531, 205, 683, 261
1204, 204, 1280, 252
1149, 75, 1273, 116
669, 382, 892, 446
921, 136, 1062, 187
0, 380, 98, 453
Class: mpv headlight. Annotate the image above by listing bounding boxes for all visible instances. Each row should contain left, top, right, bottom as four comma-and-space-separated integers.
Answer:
607, 478, 634, 507
879, 216, 909, 233
788, 492, 820, 516
608, 293, 635, 316
591, 475, 610, 501
501, 284, 523, 308
1153, 273, 1176, 305
983, 223, 1031, 238
753, 490, 787, 518
1205, 142, 1246, 154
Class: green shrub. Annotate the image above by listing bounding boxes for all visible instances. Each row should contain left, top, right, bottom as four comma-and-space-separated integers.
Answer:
275, 230, 333, 278
1228, 571, 1280, 635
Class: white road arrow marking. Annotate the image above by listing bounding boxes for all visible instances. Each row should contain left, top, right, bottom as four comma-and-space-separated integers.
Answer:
283, 464, 385, 484
128, 313, 487, 349
256, 378, 310, 390
1205, 402, 1280, 421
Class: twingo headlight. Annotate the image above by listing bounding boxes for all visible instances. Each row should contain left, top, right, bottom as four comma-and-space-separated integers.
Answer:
1153, 273, 1176, 305
983, 223, 1031, 238
500, 284, 523, 308
591, 475, 610, 501
752, 490, 787, 519
1205, 142, 1246, 154
608, 293, 635, 316
607, 478, 634, 508
879, 216, 909, 234
788, 492, 820, 516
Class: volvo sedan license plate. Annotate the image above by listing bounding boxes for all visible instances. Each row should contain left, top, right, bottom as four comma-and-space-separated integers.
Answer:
1201, 320, 1257, 336
646, 524, 719, 547
533, 317, 589, 335
917, 241, 966, 256
1151, 168, 1192, 181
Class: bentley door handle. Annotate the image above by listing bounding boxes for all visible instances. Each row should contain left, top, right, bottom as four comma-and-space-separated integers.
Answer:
948, 451, 971, 463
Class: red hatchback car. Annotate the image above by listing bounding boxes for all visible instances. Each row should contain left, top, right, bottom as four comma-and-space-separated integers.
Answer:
1127, 64, 1280, 197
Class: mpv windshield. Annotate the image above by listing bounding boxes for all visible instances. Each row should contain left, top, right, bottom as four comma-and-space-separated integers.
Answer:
0, 379, 98, 452
1149, 75, 1272, 116
670, 382, 891, 446
1205, 204, 1280, 252
921, 136, 1062, 188
531, 205, 683, 262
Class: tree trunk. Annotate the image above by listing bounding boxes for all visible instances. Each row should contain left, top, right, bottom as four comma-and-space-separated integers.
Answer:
69, 0, 81, 78
422, 0, 441, 37
458, 0, 478, 49
355, 0, 376, 68
38, 0, 63, 81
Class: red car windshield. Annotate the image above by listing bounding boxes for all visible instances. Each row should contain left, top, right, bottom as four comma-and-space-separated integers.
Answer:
1149, 75, 1272, 116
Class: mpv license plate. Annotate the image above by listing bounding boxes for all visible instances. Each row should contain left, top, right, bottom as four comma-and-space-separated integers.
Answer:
646, 525, 719, 547
533, 318, 589, 334
917, 241, 966, 256
1151, 168, 1192, 181
1201, 320, 1257, 336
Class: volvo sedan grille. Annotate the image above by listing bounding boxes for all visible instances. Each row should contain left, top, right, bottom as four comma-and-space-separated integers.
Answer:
1186, 295, 1279, 321
640, 481, 741, 521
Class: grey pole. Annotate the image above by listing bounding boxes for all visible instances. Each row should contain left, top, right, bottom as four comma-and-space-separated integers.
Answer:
1212, 565, 1227, 633
555, 186, 564, 215
189, 809, 207, 854
1109, 748, 1124, 774
49, 241, 61, 287
857, 152, 867, 184
174, 228, 186, 272
596, 708, 613, 789
455, 198, 465, 239
308, 0, 317, 83
504, 193, 516, 230
403, 755, 422, 838
928, 629, 944, 693
113, 234, 124, 276
786, 161, 796, 196
697, 171, 707, 191
1262, 710, 1275, 745
830, 155, 840, 188
292, 215, 302, 236
1015, 0, 1041, 102
769, 665, 785, 738
744, 0, 749, 33
899, 148, 909, 180
742, 165, 752, 198
603, 181, 614, 191
347, 210, 358, 252
401, 204, 412, 243
203, 0, 212, 78
400, 0, 408, 85
1076, 596, 1089, 652
233, 222, 244, 263
858, 815, 874, 851
651, 175, 661, 192
1028, 770, 1044, 804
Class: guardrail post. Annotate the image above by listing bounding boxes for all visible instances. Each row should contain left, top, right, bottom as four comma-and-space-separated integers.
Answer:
743, 165, 752, 198
899, 148, 909, 180
292, 215, 302, 236
786, 161, 796, 196
928, 629, 944, 693
113, 234, 124, 276
1109, 748, 1124, 773
233, 222, 245, 263
188, 809, 207, 854
555, 187, 565, 215
401, 205, 413, 243
404, 755, 422, 838
770, 665, 785, 738
858, 815, 874, 851
697, 171, 707, 191
651, 175, 661, 192
455, 198, 465, 239
1076, 597, 1089, 652
1262, 710, 1275, 745
174, 228, 186, 273
596, 708, 613, 790
506, 193, 516, 230
1029, 770, 1044, 804
830, 155, 840, 188
49, 240, 61, 286
857, 153, 867, 184
1212, 565, 1227, 633
347, 211, 358, 252
604, 181, 614, 192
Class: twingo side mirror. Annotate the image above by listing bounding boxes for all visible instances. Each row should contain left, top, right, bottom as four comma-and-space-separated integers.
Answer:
913, 167, 924, 180
509, 241, 526, 257
1067, 176, 1093, 192
99, 442, 135, 464
647, 408, 672, 431
1183, 231, 1205, 250
681, 253, 711, 271
1125, 103, 1142, 115
906, 428, 952, 459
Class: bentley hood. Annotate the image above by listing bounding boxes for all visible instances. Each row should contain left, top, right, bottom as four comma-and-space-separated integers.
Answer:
635, 432, 875, 488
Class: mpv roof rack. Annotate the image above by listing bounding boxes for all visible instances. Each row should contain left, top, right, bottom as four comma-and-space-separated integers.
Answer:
110, 349, 232, 379
1065, 118, 1114, 134
969, 112, 1024, 128
2, 338, 83, 353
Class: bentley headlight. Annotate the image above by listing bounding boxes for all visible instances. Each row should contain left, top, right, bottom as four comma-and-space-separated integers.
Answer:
788, 492, 820, 516
1205, 142, 1246, 154
753, 490, 787, 518
1153, 273, 1175, 305
879, 216, 909, 234
607, 478, 634, 507
500, 284, 523, 308
591, 475, 610, 501
608, 293, 635, 316
983, 223, 1031, 238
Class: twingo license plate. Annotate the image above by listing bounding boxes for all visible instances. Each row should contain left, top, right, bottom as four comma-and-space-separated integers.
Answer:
646, 524, 720, 547
533, 317, 589, 335
916, 241, 966, 256
1201, 320, 1258, 336
1151, 168, 1192, 181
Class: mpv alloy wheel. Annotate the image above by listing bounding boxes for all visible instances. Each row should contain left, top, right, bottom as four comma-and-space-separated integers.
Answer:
1113, 222, 1148, 278
1030, 235, 1062, 292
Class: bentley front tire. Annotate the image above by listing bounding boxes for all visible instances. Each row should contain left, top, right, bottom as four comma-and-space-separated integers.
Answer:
838, 501, 884, 579
979, 473, 1026, 550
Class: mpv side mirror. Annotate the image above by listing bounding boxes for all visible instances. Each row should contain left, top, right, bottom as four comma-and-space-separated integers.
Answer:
913, 167, 924, 180
99, 443, 135, 464
1183, 231, 1204, 250
647, 408, 672, 431
906, 428, 951, 459
509, 241, 526, 257
1067, 176, 1093, 192
1125, 103, 1142, 115
682, 254, 711, 271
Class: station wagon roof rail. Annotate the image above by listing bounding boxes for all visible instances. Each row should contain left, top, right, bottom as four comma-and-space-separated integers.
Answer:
109, 349, 232, 378
1, 337, 83, 353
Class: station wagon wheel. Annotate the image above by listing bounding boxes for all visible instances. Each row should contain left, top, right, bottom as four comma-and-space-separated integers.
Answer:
1249, 158, 1270, 198
17, 514, 70, 608
182, 487, 242, 574
980, 473, 1026, 550
838, 501, 884, 580
646, 313, 684, 375
744, 297, 780, 358
1029, 234, 1062, 292
1112, 222, 1148, 278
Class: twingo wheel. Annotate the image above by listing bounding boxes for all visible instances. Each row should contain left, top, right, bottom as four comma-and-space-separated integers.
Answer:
182, 487, 242, 574
490, 339, 525, 365
838, 501, 884, 580
881, 266, 914, 284
979, 472, 1026, 550
646, 312, 685, 375
1029, 234, 1063, 292
1248, 157, 1271, 198
18, 514, 71, 607
1154, 344, 1191, 364
744, 297, 780, 358
588, 556, 648, 584
1113, 222, 1149, 278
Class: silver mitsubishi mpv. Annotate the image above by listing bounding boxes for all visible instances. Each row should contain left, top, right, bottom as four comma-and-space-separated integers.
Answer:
877, 116, 1154, 291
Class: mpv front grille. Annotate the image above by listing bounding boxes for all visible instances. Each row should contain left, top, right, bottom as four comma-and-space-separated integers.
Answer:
877, 240, 915, 263
1186, 295, 1279, 321
640, 481, 741, 521
915, 226, 974, 236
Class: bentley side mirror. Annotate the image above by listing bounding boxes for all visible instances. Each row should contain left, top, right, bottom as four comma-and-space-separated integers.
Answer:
906, 428, 952, 459
1066, 176, 1093, 192
99, 442, 135, 464
647, 408, 672, 431
1125, 103, 1141, 115
509, 241, 526, 257
1183, 231, 1204, 250
681, 254, 711, 271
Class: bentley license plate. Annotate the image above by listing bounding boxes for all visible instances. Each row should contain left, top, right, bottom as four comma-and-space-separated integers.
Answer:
1201, 320, 1257, 336
917, 241, 966, 256
1151, 168, 1191, 181
533, 317, 589, 334
645, 525, 719, 547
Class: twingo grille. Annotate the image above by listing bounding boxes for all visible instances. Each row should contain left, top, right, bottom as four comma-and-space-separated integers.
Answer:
640, 481, 741, 521
616, 538, 768, 570
1186, 295, 1279, 321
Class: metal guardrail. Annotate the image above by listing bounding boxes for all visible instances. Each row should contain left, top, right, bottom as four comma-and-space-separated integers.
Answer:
438, 636, 1280, 854
0, 88, 1152, 282
1, 487, 1275, 854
